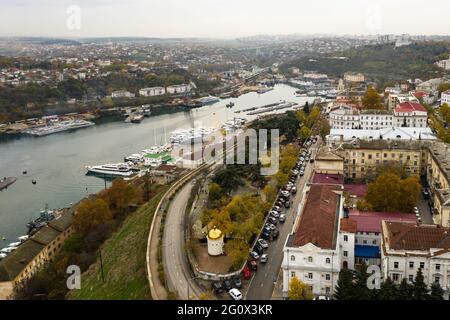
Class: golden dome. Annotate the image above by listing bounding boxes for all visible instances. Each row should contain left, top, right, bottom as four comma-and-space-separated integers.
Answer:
208, 228, 223, 240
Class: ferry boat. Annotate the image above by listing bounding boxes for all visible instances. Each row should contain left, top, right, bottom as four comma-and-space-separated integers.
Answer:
0, 176, 17, 191
86, 163, 135, 177
197, 96, 220, 105
24, 119, 95, 137
26, 207, 59, 235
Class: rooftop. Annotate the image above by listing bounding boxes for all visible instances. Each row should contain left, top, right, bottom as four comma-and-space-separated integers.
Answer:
383, 221, 450, 252
312, 173, 344, 185
0, 241, 44, 282
349, 210, 417, 233
394, 102, 427, 113
291, 184, 342, 249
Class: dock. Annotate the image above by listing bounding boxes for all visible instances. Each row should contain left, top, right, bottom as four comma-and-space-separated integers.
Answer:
0, 177, 17, 191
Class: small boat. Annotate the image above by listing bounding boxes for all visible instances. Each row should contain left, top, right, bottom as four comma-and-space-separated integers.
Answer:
0, 176, 17, 191
0, 247, 16, 254
22, 170, 27, 175
0, 253, 7, 260
32, 180, 37, 185
130, 114, 145, 123
8, 242, 21, 248
18, 235, 29, 242
226, 102, 235, 108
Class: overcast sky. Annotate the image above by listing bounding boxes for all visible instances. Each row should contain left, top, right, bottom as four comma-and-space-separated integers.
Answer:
1, 0, 449, 38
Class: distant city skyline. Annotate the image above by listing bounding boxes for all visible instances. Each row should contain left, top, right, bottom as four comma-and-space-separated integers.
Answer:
1, 0, 450, 38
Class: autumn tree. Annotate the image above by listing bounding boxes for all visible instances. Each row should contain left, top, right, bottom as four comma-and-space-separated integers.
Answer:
288, 277, 314, 300
73, 198, 113, 235
225, 239, 249, 272
362, 86, 383, 110
263, 184, 277, 203
298, 126, 311, 141
103, 178, 139, 217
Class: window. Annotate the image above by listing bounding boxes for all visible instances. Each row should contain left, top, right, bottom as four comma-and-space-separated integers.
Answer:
436, 264, 441, 272
308, 256, 313, 263
308, 273, 313, 279
363, 240, 367, 244
290, 255, 295, 261
344, 235, 348, 242
326, 258, 331, 264
435, 276, 440, 284
420, 262, 425, 269
394, 262, 399, 269
325, 287, 331, 294
343, 251, 348, 257
392, 273, 400, 281
291, 271, 295, 278
372, 240, 377, 245
409, 262, 414, 269
326, 274, 331, 281
408, 275, 414, 282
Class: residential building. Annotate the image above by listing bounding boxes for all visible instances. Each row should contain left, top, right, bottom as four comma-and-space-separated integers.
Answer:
111, 90, 135, 99
282, 184, 350, 298
393, 102, 428, 128
0, 209, 74, 299
166, 84, 192, 95
139, 87, 166, 97
416, 78, 445, 93
336, 140, 424, 181
387, 92, 419, 110
441, 90, 450, 106
344, 72, 365, 83
313, 148, 344, 175
381, 221, 450, 300
436, 54, 450, 71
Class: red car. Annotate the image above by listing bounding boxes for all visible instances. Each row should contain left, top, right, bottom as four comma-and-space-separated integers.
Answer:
242, 266, 252, 280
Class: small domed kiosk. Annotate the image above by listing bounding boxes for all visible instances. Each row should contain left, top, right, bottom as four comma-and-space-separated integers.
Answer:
207, 227, 224, 256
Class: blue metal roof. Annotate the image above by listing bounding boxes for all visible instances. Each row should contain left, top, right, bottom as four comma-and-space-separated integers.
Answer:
355, 245, 380, 258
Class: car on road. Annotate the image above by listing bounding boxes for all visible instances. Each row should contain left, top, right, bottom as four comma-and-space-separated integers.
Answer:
229, 288, 243, 300
272, 229, 280, 239
310, 158, 315, 163
291, 186, 297, 194
254, 244, 264, 255
281, 190, 290, 197
223, 279, 232, 291
233, 277, 242, 289
413, 207, 419, 215
247, 259, 258, 271
212, 281, 224, 294
284, 201, 291, 208
265, 223, 276, 231
242, 266, 252, 279
260, 254, 268, 264
273, 206, 282, 212
270, 211, 280, 218
268, 216, 278, 225
279, 213, 286, 222
257, 238, 269, 249
299, 170, 305, 176
423, 189, 430, 198
250, 251, 260, 260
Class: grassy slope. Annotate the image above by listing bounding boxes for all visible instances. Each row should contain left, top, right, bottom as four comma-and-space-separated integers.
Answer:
69, 186, 168, 300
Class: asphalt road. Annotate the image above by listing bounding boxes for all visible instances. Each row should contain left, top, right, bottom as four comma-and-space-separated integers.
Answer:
162, 181, 203, 300
417, 190, 434, 224
244, 140, 320, 300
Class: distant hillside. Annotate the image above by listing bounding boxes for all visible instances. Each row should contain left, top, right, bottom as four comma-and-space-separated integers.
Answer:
280, 42, 450, 82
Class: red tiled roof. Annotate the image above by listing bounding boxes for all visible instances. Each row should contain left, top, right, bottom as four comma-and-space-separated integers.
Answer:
293, 185, 341, 249
349, 210, 417, 233
411, 91, 429, 98
394, 102, 427, 113
312, 173, 344, 185
340, 218, 357, 233
384, 221, 450, 251
344, 184, 368, 198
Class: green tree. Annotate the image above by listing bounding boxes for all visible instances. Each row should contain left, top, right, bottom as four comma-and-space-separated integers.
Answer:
288, 277, 314, 300
412, 268, 429, 300
397, 278, 413, 300
334, 268, 355, 300
208, 183, 223, 203
353, 263, 371, 300
303, 102, 310, 114
298, 126, 311, 141
362, 86, 383, 110
378, 277, 398, 300
429, 282, 444, 300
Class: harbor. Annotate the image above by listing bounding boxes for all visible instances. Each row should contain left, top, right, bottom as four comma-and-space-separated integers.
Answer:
0, 84, 316, 243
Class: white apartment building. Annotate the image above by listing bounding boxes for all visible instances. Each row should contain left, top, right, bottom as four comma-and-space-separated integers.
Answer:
139, 86, 166, 97
387, 92, 419, 110
381, 221, 450, 300
282, 184, 356, 298
111, 90, 135, 99
344, 72, 365, 83
441, 90, 450, 106
436, 55, 450, 71
166, 84, 192, 95
329, 102, 428, 130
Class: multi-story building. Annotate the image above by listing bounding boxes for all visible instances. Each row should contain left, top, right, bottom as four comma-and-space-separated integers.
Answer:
166, 84, 192, 95
381, 221, 450, 300
336, 140, 424, 181
329, 102, 428, 130
344, 72, 365, 83
139, 86, 166, 97
111, 90, 135, 99
0, 209, 74, 299
436, 55, 450, 71
441, 90, 450, 106
282, 184, 354, 298
386, 92, 419, 110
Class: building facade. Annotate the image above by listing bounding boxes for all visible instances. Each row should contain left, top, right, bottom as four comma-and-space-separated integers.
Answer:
139, 86, 166, 97
442, 90, 450, 106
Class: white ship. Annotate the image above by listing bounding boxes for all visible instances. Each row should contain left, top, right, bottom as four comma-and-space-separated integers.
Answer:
197, 96, 220, 105
24, 119, 95, 137
86, 163, 135, 177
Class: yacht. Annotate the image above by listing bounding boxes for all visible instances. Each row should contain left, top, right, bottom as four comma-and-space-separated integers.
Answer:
86, 163, 135, 177
18, 235, 29, 242
24, 119, 95, 137
124, 153, 144, 164
197, 96, 220, 105
0, 253, 7, 260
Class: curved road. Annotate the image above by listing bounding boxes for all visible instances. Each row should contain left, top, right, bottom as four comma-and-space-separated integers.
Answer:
162, 180, 203, 299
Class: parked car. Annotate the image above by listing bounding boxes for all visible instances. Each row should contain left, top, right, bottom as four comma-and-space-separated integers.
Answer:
242, 266, 252, 279
260, 253, 268, 264
291, 187, 297, 194
265, 223, 276, 230
261, 232, 270, 240
233, 277, 242, 289
281, 190, 290, 197
299, 170, 305, 176
284, 201, 291, 208
250, 251, 260, 260
413, 207, 419, 214
273, 206, 282, 212
254, 244, 264, 255
268, 216, 278, 224
270, 211, 280, 218
279, 214, 286, 222
310, 158, 315, 163
247, 260, 258, 271
423, 189, 430, 198
223, 279, 232, 291
278, 197, 286, 203
272, 229, 280, 239
229, 288, 243, 300
212, 281, 224, 294
257, 238, 269, 249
